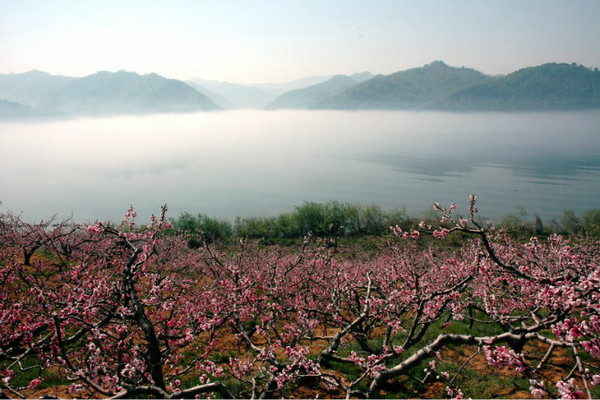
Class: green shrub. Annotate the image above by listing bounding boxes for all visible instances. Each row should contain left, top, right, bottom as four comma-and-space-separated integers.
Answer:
560, 210, 581, 234
170, 212, 233, 244
234, 216, 274, 238
232, 202, 414, 239
580, 209, 600, 236
498, 207, 533, 234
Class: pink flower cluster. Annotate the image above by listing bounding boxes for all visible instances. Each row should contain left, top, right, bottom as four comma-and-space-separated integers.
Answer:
390, 225, 419, 239
484, 345, 526, 373
556, 378, 585, 399
1, 199, 599, 399
433, 228, 450, 239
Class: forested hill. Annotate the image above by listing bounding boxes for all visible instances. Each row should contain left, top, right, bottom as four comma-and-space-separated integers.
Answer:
0, 70, 221, 117
314, 61, 488, 109
266, 75, 359, 109
1, 62, 598, 117
434, 63, 600, 111
305, 61, 600, 111
0, 99, 41, 118
0, 70, 74, 108
42, 71, 221, 115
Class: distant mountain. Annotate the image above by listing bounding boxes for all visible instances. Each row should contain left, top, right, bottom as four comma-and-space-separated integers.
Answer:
253, 72, 373, 96
317, 61, 488, 109
266, 75, 360, 109
0, 99, 45, 118
253, 75, 334, 96
0, 70, 74, 107
187, 79, 275, 109
185, 82, 234, 109
41, 71, 220, 115
349, 71, 374, 82
435, 63, 600, 110
2, 64, 597, 118
189, 72, 374, 109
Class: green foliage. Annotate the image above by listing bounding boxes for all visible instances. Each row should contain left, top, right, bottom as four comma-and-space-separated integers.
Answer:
171, 204, 600, 244
267, 75, 359, 109
320, 61, 487, 109
39, 70, 221, 116
580, 209, 600, 236
233, 201, 413, 239
234, 216, 275, 238
559, 209, 600, 236
293, 201, 334, 236
310, 61, 599, 111
441, 62, 600, 110
496, 207, 600, 237
560, 210, 581, 234
498, 207, 531, 233
170, 212, 233, 244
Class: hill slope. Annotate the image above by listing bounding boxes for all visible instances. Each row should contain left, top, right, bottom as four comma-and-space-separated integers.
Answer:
0, 99, 47, 118
2, 64, 597, 116
185, 82, 234, 109
0, 70, 74, 107
187, 79, 275, 109
436, 63, 600, 110
317, 61, 488, 109
266, 75, 359, 109
43, 71, 221, 115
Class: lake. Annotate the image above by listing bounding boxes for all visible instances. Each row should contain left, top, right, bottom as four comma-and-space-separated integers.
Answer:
1, 110, 599, 224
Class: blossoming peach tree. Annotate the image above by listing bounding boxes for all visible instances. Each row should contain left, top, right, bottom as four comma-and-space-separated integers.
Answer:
0, 197, 598, 399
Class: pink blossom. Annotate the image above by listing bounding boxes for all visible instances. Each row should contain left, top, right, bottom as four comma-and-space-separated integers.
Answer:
27, 377, 43, 390
68, 383, 83, 395
86, 224, 103, 234
433, 228, 450, 239
529, 379, 546, 399
484, 345, 525, 372
556, 379, 585, 399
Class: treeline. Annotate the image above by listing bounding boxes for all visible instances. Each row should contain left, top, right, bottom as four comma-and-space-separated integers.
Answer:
168, 200, 600, 243
439, 62, 600, 111
169, 201, 412, 244
499, 208, 600, 236
274, 61, 600, 111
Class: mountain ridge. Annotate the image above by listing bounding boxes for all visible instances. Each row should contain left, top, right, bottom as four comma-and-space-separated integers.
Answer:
0, 70, 75, 108
41, 70, 221, 115
434, 62, 600, 110
314, 61, 489, 109
0, 70, 221, 118
187, 78, 275, 109
295, 61, 599, 111
266, 75, 359, 110
1, 62, 598, 118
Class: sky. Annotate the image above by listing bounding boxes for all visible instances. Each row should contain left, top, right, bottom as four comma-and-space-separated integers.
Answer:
1, 0, 599, 84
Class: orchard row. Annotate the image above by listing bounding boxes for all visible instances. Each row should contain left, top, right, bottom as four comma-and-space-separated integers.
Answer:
1, 197, 599, 398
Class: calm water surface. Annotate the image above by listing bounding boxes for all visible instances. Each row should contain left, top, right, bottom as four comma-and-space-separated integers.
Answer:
1, 110, 599, 223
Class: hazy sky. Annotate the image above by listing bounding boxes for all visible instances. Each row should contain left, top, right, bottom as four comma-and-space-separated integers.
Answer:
1, 0, 599, 84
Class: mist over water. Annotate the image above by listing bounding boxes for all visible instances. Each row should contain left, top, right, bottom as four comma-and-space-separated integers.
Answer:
1, 110, 599, 223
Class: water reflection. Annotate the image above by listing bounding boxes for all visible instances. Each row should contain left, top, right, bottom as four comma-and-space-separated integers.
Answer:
1, 110, 599, 223
360, 150, 600, 182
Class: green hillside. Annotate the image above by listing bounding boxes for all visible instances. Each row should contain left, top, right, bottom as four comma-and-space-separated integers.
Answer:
0, 70, 74, 108
317, 61, 488, 109
437, 63, 600, 110
2, 63, 598, 117
266, 75, 359, 109
42, 71, 221, 115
